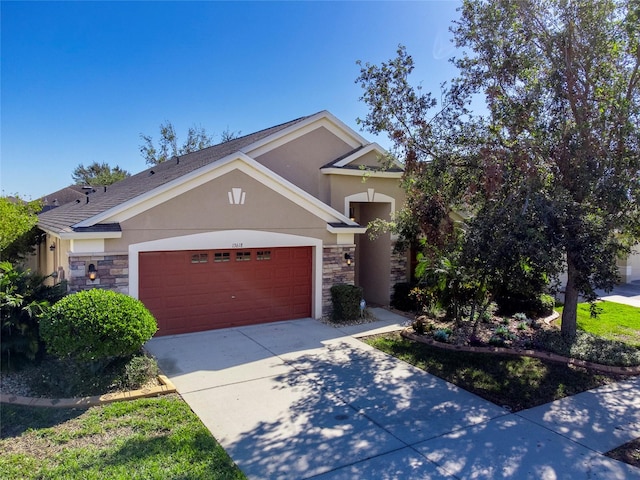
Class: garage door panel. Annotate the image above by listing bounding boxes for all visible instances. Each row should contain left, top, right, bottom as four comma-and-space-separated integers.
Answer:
140, 247, 312, 335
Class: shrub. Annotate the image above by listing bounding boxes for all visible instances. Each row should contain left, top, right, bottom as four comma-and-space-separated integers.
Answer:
330, 284, 363, 323
433, 329, 451, 342
122, 353, 159, 389
27, 351, 160, 397
537, 330, 640, 366
538, 294, 555, 316
513, 312, 528, 323
40, 289, 157, 366
391, 282, 418, 311
0, 262, 67, 368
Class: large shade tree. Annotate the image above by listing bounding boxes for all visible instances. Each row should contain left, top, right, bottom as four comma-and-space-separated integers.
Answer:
357, 0, 640, 341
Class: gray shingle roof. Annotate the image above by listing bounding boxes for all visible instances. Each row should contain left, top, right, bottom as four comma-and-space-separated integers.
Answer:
39, 114, 314, 234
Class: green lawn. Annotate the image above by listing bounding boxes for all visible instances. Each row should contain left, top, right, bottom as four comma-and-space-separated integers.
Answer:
0, 395, 246, 480
558, 301, 640, 347
363, 332, 623, 412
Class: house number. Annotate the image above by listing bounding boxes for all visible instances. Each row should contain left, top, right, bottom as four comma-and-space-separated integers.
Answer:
231, 243, 243, 248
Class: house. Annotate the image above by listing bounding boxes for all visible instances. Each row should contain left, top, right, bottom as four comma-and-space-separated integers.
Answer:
36, 111, 409, 336
40, 185, 88, 212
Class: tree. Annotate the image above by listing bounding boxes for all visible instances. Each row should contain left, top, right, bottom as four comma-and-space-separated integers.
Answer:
139, 121, 241, 165
72, 162, 130, 186
0, 196, 42, 255
356, 0, 640, 341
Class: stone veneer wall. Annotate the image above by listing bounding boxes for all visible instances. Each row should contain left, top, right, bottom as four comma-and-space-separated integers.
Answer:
68, 255, 129, 294
322, 245, 356, 317
389, 243, 408, 299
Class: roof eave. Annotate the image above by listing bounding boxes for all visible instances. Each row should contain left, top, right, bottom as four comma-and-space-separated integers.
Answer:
320, 167, 403, 178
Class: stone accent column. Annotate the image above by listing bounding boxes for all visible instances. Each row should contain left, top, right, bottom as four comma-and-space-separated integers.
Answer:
68, 254, 129, 294
322, 245, 356, 317
389, 242, 408, 299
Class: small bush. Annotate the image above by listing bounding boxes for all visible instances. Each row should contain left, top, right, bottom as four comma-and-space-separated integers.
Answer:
513, 312, 528, 323
122, 354, 159, 389
488, 335, 506, 347
0, 262, 67, 368
330, 284, 363, 323
538, 294, 555, 316
537, 330, 640, 366
27, 351, 160, 397
391, 282, 418, 311
433, 329, 451, 343
40, 289, 157, 366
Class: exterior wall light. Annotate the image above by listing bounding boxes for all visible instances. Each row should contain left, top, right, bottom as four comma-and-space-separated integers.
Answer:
88, 263, 97, 281
344, 253, 353, 266
49, 243, 56, 251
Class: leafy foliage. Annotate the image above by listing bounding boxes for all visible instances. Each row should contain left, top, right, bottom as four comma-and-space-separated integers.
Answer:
0, 196, 42, 254
391, 282, 419, 311
139, 121, 242, 165
330, 284, 364, 322
356, 0, 640, 341
71, 162, 130, 186
40, 289, 157, 367
0, 262, 66, 368
1, 226, 42, 264
26, 351, 160, 397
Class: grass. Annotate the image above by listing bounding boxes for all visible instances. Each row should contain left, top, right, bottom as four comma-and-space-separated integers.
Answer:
0, 395, 246, 480
557, 301, 640, 347
363, 332, 624, 412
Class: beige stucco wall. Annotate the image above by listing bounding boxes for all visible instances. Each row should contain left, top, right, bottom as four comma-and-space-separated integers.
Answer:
106, 169, 336, 252
327, 175, 406, 217
255, 127, 354, 202
352, 150, 389, 168
38, 234, 70, 286
620, 247, 640, 283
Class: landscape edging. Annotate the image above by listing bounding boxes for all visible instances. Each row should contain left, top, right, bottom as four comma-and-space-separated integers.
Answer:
400, 329, 640, 375
0, 375, 177, 409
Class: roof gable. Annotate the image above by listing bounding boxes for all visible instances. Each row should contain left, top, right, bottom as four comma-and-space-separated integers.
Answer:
38, 111, 375, 237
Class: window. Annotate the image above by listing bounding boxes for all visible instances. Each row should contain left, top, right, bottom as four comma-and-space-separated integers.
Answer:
191, 253, 208, 264
236, 251, 251, 261
214, 252, 230, 263
257, 250, 271, 261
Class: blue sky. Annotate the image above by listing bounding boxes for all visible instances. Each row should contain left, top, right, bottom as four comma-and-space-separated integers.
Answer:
1, 1, 462, 199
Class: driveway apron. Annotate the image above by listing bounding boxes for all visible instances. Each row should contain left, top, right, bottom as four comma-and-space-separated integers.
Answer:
145, 313, 640, 480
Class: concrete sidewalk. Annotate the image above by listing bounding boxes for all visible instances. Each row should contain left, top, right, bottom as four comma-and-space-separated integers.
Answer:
597, 280, 640, 308
145, 309, 640, 479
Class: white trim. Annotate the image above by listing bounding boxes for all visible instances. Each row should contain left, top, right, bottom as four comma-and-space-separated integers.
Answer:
344, 191, 396, 218
243, 111, 367, 158
128, 230, 323, 319
38, 227, 122, 241
326, 225, 367, 235
59, 231, 122, 240
74, 153, 358, 228
320, 168, 403, 178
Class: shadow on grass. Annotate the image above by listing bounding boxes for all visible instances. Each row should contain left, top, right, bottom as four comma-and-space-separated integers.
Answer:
366, 333, 625, 411
1, 404, 84, 438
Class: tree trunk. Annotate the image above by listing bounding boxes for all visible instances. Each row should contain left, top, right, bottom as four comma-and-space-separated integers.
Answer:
561, 257, 579, 342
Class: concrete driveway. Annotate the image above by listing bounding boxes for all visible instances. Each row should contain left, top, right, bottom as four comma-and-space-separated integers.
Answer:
145, 309, 640, 479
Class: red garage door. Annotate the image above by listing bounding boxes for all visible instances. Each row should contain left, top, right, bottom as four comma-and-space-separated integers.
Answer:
139, 247, 312, 336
